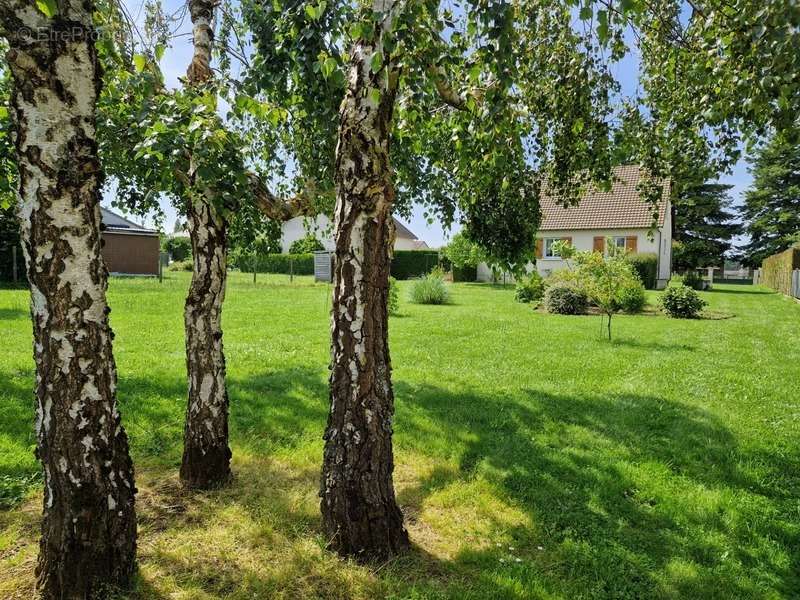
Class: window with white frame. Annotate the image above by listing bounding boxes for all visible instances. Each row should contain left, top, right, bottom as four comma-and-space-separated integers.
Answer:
544, 238, 562, 258
611, 236, 626, 250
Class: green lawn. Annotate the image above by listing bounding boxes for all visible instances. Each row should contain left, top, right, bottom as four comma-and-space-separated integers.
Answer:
1, 273, 799, 599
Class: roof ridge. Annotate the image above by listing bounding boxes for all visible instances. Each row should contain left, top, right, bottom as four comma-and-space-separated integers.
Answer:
100, 206, 156, 232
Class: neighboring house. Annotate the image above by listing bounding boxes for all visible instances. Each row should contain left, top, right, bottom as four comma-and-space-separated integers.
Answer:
477, 165, 673, 288
280, 214, 428, 253
100, 207, 160, 276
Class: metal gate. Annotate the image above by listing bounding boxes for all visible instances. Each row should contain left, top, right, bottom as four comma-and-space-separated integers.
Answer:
314, 251, 333, 283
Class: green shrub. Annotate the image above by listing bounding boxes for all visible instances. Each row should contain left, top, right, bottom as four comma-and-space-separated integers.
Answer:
544, 282, 588, 315
231, 252, 314, 275
546, 267, 584, 289
679, 270, 705, 290
163, 236, 192, 261
452, 264, 478, 282
659, 283, 706, 318
288, 235, 324, 254
626, 253, 658, 289
409, 270, 449, 305
391, 250, 441, 280
515, 272, 545, 303
168, 259, 193, 271
388, 277, 399, 315
617, 279, 646, 313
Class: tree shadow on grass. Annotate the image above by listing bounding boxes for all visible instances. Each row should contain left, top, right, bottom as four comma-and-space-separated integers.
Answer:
3, 365, 798, 598
708, 287, 772, 295
395, 382, 800, 599
607, 338, 696, 352
0, 307, 28, 321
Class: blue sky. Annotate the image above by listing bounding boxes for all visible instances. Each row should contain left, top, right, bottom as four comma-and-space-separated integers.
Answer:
109, 0, 752, 248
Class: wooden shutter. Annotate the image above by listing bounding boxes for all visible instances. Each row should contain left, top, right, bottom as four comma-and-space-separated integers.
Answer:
593, 236, 605, 253
625, 236, 638, 253
535, 238, 543, 259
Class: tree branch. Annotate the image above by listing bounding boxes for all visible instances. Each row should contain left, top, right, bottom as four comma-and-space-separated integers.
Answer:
426, 65, 468, 111
247, 172, 318, 222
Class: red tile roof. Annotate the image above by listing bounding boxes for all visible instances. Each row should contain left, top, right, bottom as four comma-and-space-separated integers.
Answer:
539, 165, 671, 231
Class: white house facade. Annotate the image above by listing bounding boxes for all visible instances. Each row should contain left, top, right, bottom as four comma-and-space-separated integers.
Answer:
280, 214, 428, 253
477, 165, 673, 287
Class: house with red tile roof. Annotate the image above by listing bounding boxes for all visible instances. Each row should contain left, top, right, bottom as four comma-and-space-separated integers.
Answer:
477, 165, 673, 288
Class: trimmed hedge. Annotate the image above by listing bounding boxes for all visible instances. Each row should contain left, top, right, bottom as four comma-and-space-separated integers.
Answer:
761, 247, 800, 296
391, 250, 442, 280
232, 252, 314, 275
626, 252, 658, 289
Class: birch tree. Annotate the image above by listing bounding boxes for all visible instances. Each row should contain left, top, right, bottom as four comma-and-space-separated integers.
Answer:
178, 0, 234, 489
246, 0, 800, 560
0, 1, 136, 596
97, 0, 316, 489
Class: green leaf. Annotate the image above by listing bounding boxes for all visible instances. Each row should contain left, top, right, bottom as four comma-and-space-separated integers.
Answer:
579, 4, 592, 20
368, 87, 382, 105
154, 44, 166, 62
370, 50, 383, 73
133, 54, 147, 73
35, 0, 58, 18
349, 22, 364, 40
321, 56, 337, 79
597, 10, 609, 44
0, 107, 8, 120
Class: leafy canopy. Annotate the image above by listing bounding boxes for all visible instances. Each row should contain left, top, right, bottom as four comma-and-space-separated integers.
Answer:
244, 0, 800, 269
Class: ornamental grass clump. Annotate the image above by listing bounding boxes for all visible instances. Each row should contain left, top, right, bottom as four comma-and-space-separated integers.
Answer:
409, 269, 450, 305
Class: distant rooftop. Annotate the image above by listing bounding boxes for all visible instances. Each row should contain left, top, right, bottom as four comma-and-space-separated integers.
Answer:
393, 217, 418, 240
539, 165, 671, 231
100, 206, 157, 235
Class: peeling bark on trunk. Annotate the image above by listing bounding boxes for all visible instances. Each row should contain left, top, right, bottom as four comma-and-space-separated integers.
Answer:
179, 0, 232, 489
320, 30, 409, 559
3, 3, 137, 597
180, 200, 231, 488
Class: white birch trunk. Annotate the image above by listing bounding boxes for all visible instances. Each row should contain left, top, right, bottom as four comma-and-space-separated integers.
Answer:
320, 1, 409, 558
2, 2, 137, 596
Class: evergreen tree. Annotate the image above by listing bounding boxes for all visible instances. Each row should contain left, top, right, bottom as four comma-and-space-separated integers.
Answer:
673, 182, 740, 270
739, 132, 800, 267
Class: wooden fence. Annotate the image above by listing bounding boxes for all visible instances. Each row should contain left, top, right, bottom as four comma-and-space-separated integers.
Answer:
754, 267, 800, 299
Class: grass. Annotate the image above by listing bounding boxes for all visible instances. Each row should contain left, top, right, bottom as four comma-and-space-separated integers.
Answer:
1, 273, 799, 599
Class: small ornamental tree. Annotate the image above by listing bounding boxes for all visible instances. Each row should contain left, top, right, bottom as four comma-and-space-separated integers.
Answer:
443, 231, 486, 281
443, 231, 486, 269
557, 240, 645, 339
